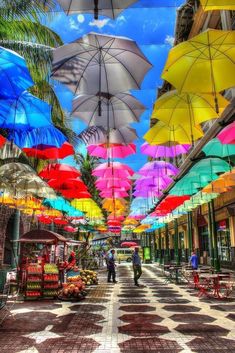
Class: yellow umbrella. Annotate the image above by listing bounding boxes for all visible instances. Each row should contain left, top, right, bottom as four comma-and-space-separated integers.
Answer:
162, 30, 235, 111
144, 121, 204, 145
102, 198, 127, 212
200, 0, 235, 11
133, 224, 150, 233
152, 90, 229, 126
71, 198, 100, 212
123, 218, 138, 226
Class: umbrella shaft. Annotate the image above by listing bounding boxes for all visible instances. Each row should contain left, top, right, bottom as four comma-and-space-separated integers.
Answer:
94, 0, 99, 19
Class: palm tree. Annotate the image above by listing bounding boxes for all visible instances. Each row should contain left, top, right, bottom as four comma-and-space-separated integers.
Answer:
0, 0, 77, 146
74, 153, 102, 205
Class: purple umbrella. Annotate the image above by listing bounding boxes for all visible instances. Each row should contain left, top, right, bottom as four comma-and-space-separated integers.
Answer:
135, 176, 172, 190
141, 142, 191, 158
133, 188, 163, 198
139, 161, 179, 177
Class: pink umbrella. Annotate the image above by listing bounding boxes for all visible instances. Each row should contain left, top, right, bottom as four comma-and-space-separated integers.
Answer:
96, 178, 131, 190
87, 143, 136, 159
135, 176, 172, 189
108, 214, 125, 221
121, 241, 138, 247
129, 214, 145, 220
139, 161, 179, 177
217, 121, 235, 144
92, 162, 134, 178
141, 142, 191, 158
100, 189, 129, 198
64, 225, 77, 233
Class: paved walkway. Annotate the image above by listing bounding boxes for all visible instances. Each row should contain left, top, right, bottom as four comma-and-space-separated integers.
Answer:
1, 264, 235, 352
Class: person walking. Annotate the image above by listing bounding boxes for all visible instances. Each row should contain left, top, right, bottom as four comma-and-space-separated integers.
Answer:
190, 251, 199, 270
132, 247, 142, 286
107, 249, 117, 283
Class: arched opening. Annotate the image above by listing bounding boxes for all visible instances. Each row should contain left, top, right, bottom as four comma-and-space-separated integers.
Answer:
4, 212, 24, 266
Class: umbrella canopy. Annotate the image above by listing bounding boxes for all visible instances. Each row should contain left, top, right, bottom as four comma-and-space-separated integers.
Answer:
139, 161, 179, 177
72, 92, 145, 128
141, 142, 191, 158
52, 32, 152, 95
0, 46, 33, 99
199, 0, 235, 11
100, 189, 129, 198
48, 178, 87, 192
10, 125, 67, 148
203, 138, 235, 158
162, 29, 235, 94
96, 178, 131, 190
39, 163, 81, 180
135, 175, 173, 190
133, 189, 162, 198
23, 142, 75, 160
0, 162, 34, 177
190, 158, 231, 175
80, 126, 138, 145
87, 143, 136, 159
57, 0, 137, 19
64, 225, 77, 233
217, 121, 235, 145
61, 190, 91, 199
152, 90, 229, 126
92, 162, 134, 178
0, 140, 22, 160
121, 241, 138, 247
102, 198, 127, 212
0, 91, 51, 130
144, 121, 204, 145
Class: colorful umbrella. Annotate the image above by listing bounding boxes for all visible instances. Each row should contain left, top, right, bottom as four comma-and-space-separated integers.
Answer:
200, 0, 235, 11
39, 163, 81, 180
217, 121, 235, 145
0, 140, 22, 160
135, 175, 173, 190
72, 92, 145, 128
190, 158, 231, 175
57, 0, 137, 19
52, 32, 152, 95
81, 126, 138, 145
151, 90, 229, 126
61, 190, 91, 199
23, 142, 75, 160
0, 91, 51, 130
0, 47, 33, 98
121, 241, 138, 247
54, 217, 69, 225
64, 225, 77, 233
141, 142, 191, 158
87, 143, 136, 159
48, 178, 87, 192
203, 138, 235, 158
162, 29, 235, 111
92, 162, 134, 178
96, 178, 131, 190
10, 125, 67, 148
144, 121, 204, 145
100, 189, 129, 198
139, 161, 179, 177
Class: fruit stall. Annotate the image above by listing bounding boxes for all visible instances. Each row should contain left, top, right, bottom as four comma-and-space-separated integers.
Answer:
18, 229, 99, 301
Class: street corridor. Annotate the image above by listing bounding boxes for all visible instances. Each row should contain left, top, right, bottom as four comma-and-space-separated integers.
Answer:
1, 264, 235, 353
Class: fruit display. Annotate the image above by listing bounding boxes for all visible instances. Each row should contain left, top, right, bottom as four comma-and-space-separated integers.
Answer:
43, 289, 58, 297
80, 270, 98, 286
25, 264, 43, 299
27, 265, 42, 274
44, 274, 59, 282
59, 280, 87, 300
44, 264, 59, 274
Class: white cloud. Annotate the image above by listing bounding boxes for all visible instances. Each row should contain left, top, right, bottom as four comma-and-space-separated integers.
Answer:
89, 18, 110, 29
77, 14, 85, 23
165, 35, 175, 46
68, 18, 79, 30
116, 15, 127, 23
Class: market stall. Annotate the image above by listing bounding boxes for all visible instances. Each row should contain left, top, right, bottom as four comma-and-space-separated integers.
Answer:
18, 229, 67, 299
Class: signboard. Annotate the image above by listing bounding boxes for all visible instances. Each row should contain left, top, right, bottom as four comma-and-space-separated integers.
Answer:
144, 247, 151, 260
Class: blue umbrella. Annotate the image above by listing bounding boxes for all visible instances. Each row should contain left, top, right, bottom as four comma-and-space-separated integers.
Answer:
43, 197, 83, 217
8, 125, 67, 148
0, 47, 33, 98
0, 91, 51, 130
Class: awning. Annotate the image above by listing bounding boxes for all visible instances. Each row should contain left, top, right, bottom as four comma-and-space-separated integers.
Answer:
19, 229, 67, 244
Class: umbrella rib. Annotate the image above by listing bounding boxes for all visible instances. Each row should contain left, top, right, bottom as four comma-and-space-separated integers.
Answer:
112, 94, 143, 121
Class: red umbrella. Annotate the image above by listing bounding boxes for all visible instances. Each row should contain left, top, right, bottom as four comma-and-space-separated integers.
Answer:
0, 135, 6, 148
48, 178, 87, 192
60, 190, 91, 199
37, 215, 52, 224
64, 225, 77, 233
39, 163, 80, 179
54, 217, 68, 225
155, 195, 190, 214
107, 220, 121, 226
121, 241, 138, 248
23, 142, 75, 160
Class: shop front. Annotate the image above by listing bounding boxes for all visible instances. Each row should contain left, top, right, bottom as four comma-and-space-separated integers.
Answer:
216, 219, 232, 265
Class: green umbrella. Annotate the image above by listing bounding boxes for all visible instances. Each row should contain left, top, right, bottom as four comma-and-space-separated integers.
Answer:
190, 158, 230, 175
203, 138, 235, 158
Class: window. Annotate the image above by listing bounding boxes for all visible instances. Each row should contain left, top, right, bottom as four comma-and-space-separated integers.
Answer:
217, 220, 231, 262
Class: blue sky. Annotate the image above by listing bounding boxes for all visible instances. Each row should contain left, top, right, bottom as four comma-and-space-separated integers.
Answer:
45, 0, 184, 171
